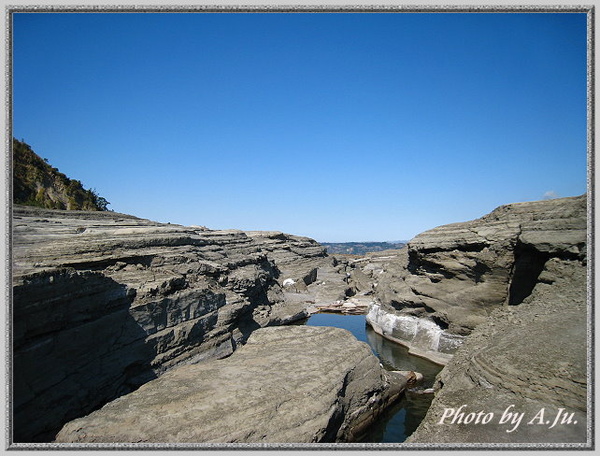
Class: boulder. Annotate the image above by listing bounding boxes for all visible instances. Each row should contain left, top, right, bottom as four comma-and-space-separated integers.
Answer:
55, 326, 407, 443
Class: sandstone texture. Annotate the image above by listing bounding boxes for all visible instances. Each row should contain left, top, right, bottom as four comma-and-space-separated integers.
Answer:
12, 206, 326, 442
13, 193, 590, 446
245, 230, 328, 284
55, 325, 407, 443
408, 257, 588, 443
277, 251, 394, 316
366, 195, 587, 363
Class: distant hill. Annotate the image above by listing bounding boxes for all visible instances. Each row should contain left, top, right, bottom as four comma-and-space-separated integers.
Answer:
321, 241, 406, 256
12, 138, 110, 211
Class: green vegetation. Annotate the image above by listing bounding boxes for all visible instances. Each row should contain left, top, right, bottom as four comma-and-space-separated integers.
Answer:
12, 138, 110, 211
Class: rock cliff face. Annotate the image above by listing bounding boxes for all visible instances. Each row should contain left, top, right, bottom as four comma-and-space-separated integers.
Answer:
13, 193, 589, 445
245, 230, 328, 289
366, 195, 587, 364
408, 256, 588, 443
55, 326, 407, 444
359, 195, 589, 444
12, 206, 326, 442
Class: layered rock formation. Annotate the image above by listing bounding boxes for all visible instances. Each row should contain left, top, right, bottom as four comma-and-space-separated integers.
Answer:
55, 326, 407, 443
12, 206, 326, 442
366, 195, 587, 364
13, 193, 589, 445
245, 230, 328, 290
408, 256, 588, 443
355, 194, 588, 444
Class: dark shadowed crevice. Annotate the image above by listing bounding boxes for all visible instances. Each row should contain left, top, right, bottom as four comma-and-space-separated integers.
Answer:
472, 261, 492, 283
431, 314, 450, 330
407, 251, 454, 278
416, 242, 488, 255
507, 243, 549, 305
320, 371, 351, 442
12, 272, 158, 443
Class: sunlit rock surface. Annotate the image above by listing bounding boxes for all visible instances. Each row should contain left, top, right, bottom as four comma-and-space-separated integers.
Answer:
12, 206, 325, 442
367, 303, 464, 365
408, 257, 588, 443
55, 326, 407, 443
366, 195, 586, 363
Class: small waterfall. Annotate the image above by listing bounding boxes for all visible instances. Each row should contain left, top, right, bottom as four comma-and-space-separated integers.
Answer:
366, 303, 464, 355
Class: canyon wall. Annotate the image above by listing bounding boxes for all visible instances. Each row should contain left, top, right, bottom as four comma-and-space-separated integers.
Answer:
361, 195, 588, 444
408, 255, 588, 443
12, 194, 589, 445
12, 206, 326, 442
366, 195, 587, 364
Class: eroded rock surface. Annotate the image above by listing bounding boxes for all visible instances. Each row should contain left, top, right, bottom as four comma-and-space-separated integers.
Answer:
13, 193, 589, 446
366, 195, 587, 362
12, 206, 325, 442
245, 230, 328, 285
55, 326, 407, 443
408, 257, 588, 443
278, 253, 387, 315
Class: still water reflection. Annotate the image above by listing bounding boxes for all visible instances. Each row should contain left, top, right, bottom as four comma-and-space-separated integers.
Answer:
305, 312, 442, 443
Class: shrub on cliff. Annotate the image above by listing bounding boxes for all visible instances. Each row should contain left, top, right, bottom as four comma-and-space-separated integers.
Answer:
12, 138, 110, 211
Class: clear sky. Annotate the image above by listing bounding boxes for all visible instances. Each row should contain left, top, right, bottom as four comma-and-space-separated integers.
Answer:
12, 11, 588, 242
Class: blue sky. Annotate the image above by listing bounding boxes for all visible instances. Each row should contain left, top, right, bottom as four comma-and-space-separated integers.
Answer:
12, 12, 588, 242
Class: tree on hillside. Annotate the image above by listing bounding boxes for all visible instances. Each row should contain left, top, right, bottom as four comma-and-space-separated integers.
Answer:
13, 138, 111, 211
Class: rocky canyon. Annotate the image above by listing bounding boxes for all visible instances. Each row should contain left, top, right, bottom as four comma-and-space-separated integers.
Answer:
11, 194, 589, 446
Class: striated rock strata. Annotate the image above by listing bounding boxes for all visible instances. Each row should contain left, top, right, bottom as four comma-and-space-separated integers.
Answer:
366, 195, 586, 364
245, 231, 328, 281
12, 206, 326, 442
408, 256, 588, 443
55, 326, 407, 443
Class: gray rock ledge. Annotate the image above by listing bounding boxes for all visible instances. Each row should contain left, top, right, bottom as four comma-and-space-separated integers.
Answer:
12, 205, 326, 442
55, 325, 407, 443
408, 257, 588, 444
366, 195, 586, 364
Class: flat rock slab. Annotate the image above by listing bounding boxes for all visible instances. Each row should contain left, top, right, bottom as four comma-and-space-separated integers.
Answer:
55, 326, 406, 444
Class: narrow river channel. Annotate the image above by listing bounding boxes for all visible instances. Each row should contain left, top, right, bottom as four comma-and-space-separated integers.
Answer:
304, 312, 442, 443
